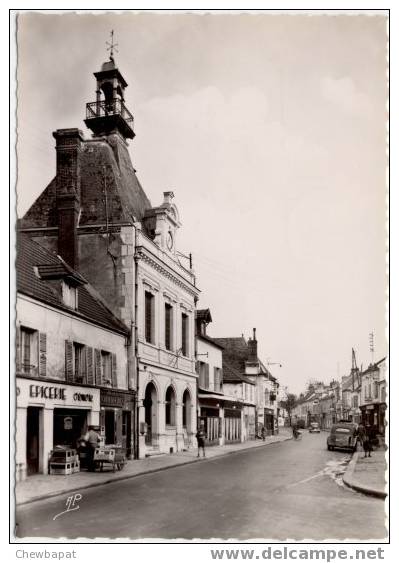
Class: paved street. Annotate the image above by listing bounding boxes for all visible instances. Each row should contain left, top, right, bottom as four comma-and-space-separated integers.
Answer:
15, 432, 387, 541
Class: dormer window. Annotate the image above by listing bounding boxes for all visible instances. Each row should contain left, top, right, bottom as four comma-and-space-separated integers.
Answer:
62, 281, 78, 309
36, 259, 86, 310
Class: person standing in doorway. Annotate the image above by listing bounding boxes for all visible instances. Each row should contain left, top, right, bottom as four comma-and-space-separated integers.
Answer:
261, 425, 266, 441
84, 425, 100, 471
196, 423, 206, 458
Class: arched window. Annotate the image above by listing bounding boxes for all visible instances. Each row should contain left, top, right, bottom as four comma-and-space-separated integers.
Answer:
165, 386, 176, 426
144, 382, 157, 446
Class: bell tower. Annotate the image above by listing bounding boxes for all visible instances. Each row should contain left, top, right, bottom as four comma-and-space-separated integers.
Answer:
84, 31, 135, 140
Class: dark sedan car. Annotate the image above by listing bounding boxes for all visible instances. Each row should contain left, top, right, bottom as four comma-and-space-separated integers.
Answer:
327, 422, 359, 452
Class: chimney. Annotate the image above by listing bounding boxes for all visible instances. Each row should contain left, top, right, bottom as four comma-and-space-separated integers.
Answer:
53, 128, 84, 269
248, 327, 258, 361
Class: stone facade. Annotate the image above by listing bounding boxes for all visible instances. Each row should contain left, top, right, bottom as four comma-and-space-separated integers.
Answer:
136, 220, 199, 456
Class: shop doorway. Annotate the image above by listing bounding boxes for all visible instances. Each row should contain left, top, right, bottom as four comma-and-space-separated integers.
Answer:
182, 389, 192, 448
53, 409, 88, 449
144, 382, 157, 446
104, 410, 116, 444
122, 411, 132, 456
199, 407, 220, 446
265, 413, 274, 435
26, 407, 40, 475
224, 415, 241, 443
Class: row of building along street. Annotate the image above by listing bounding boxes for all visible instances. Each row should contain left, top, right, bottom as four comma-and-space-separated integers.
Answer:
291, 349, 386, 445
15, 51, 284, 482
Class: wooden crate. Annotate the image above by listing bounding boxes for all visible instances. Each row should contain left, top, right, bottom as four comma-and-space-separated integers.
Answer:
49, 448, 77, 463
50, 460, 80, 475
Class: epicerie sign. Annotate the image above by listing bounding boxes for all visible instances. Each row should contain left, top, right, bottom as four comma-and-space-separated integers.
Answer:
30, 385, 66, 400
29, 386, 93, 402
16, 377, 100, 410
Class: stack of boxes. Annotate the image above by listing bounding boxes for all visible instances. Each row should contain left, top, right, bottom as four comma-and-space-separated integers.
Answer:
49, 448, 80, 475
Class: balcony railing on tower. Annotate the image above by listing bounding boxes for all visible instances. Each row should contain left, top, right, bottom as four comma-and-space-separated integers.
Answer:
86, 99, 134, 124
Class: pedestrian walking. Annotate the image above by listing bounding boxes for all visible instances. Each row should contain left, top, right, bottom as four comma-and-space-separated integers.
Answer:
358, 422, 372, 457
357, 422, 366, 442
84, 425, 101, 471
362, 423, 373, 458
196, 423, 206, 458
261, 425, 266, 441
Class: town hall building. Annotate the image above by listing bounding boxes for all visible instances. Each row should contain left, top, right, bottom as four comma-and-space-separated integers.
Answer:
19, 51, 200, 457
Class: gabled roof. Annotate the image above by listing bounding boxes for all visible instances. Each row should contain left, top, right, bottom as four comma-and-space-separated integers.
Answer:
223, 362, 255, 386
214, 336, 278, 385
17, 233, 129, 335
213, 337, 249, 373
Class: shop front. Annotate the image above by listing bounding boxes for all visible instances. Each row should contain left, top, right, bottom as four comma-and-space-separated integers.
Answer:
224, 405, 242, 443
361, 402, 386, 438
100, 388, 135, 458
198, 389, 224, 446
16, 376, 100, 481
199, 406, 221, 446
197, 393, 245, 445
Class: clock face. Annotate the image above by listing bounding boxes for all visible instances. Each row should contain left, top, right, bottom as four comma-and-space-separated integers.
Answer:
167, 231, 174, 251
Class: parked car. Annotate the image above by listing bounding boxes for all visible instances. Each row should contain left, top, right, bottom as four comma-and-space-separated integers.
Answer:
327, 422, 359, 452
309, 422, 320, 433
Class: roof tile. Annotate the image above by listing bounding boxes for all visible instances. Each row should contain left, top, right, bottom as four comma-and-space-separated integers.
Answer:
17, 233, 129, 335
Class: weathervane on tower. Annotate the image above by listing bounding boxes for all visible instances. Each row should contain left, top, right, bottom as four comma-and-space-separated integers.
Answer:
106, 30, 118, 62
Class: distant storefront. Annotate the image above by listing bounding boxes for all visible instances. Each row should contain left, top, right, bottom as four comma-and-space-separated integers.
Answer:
360, 403, 386, 436
16, 376, 100, 481
199, 405, 221, 445
224, 406, 242, 443
100, 388, 135, 457
197, 396, 243, 445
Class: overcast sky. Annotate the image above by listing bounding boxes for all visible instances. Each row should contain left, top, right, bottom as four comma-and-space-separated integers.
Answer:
16, 11, 388, 394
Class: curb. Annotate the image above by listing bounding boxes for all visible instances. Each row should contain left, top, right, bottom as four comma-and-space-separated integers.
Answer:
17, 436, 292, 508
342, 452, 387, 499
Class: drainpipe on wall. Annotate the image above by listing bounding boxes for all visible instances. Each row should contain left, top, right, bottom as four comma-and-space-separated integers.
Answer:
133, 222, 140, 460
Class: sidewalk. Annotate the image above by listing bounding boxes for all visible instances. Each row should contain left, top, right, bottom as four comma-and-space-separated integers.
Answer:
16, 431, 291, 506
343, 448, 387, 499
